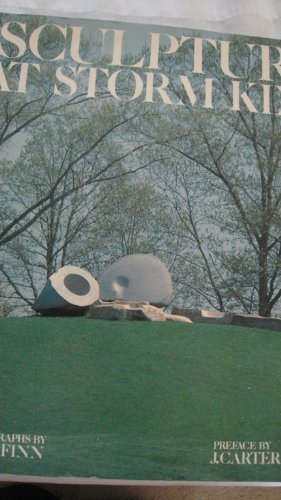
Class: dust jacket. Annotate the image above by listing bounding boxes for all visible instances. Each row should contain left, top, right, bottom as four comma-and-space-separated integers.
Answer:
0, 9, 281, 485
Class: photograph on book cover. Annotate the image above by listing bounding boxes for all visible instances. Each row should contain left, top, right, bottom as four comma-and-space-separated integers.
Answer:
0, 0, 281, 487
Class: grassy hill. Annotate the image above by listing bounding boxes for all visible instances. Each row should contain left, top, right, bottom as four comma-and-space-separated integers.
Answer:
0, 317, 280, 483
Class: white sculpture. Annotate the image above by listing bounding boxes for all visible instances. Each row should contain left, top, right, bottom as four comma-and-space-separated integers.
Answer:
33, 265, 99, 314
98, 253, 173, 307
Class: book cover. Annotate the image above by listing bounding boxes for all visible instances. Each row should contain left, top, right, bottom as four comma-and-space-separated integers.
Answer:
0, 9, 281, 485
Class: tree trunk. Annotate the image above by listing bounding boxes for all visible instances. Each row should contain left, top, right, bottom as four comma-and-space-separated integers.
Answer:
258, 237, 270, 317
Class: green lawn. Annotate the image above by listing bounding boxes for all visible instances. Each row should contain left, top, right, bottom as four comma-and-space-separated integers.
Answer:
0, 317, 280, 483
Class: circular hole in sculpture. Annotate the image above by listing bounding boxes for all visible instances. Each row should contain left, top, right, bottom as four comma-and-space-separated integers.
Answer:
64, 273, 91, 296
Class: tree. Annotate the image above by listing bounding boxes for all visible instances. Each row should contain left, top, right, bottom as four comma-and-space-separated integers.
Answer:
149, 37, 281, 316
0, 170, 176, 313
0, 99, 167, 312
3, 18, 281, 318
0, 12, 114, 248
83, 173, 177, 273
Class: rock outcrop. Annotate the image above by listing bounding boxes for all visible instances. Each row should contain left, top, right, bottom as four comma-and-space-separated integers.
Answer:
172, 306, 281, 332
88, 301, 191, 322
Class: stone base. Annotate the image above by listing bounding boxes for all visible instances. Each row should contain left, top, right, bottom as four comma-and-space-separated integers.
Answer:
87, 301, 192, 322
231, 313, 281, 332
172, 306, 233, 325
172, 306, 281, 332
165, 313, 192, 323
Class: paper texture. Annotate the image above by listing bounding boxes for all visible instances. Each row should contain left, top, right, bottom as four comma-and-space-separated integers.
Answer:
0, 0, 281, 36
